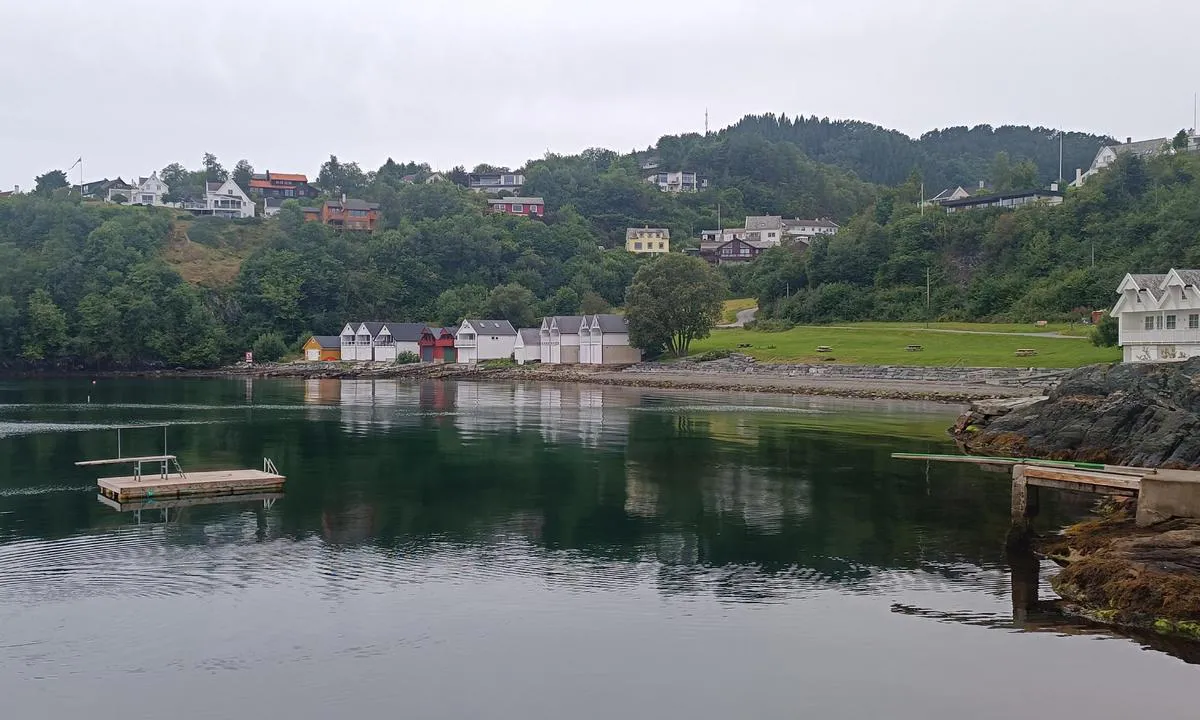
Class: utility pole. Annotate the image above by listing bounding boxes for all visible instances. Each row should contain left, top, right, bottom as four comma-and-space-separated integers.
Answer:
925, 267, 931, 328
705, 108, 709, 136
1058, 129, 1064, 186
920, 182, 924, 216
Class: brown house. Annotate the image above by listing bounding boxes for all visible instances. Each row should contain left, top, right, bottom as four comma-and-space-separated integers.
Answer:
302, 196, 381, 232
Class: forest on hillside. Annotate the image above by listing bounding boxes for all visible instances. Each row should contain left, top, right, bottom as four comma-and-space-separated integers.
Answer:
2, 114, 1194, 368
737, 151, 1200, 325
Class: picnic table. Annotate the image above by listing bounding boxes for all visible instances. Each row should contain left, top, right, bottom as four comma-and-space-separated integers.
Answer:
905, 344, 923, 352
1014, 348, 1038, 357
816, 346, 834, 353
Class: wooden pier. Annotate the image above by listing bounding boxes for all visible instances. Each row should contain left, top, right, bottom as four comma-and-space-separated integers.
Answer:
892, 453, 1200, 540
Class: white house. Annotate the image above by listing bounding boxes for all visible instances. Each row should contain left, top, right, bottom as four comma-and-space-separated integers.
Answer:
1072, 137, 1170, 187
579, 314, 641, 365
783, 218, 840, 239
340, 322, 377, 362
456, 319, 517, 363
185, 179, 255, 218
1111, 269, 1200, 363
340, 321, 430, 362
540, 316, 584, 364
107, 172, 169, 206
514, 328, 542, 365
646, 171, 707, 193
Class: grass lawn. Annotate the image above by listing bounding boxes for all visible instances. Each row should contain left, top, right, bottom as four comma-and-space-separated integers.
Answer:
690, 323, 1119, 368
721, 298, 758, 323
851, 321, 1091, 337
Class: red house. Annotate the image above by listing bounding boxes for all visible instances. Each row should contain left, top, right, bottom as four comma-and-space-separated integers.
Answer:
248, 171, 318, 198
418, 326, 458, 363
486, 196, 545, 219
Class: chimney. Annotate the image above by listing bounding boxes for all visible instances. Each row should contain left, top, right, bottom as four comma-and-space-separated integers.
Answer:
1050, 182, 1059, 192
1127, 137, 1132, 144
1075, 168, 1082, 183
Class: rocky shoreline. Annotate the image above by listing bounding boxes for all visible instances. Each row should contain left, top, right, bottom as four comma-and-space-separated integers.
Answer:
952, 360, 1200, 643
156, 354, 1059, 403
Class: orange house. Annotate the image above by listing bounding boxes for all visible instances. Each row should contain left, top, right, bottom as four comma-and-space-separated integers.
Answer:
303, 336, 342, 361
302, 197, 381, 232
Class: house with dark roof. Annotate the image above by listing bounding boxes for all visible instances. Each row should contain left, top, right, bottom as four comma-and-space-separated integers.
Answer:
303, 335, 343, 362
1111, 269, 1200, 363
419, 326, 458, 364
941, 188, 1064, 214
1072, 136, 1171, 187
468, 171, 525, 193
456, 319, 517, 363
580, 314, 641, 365
539, 316, 586, 364
339, 321, 433, 362
513, 328, 542, 365
487, 196, 545, 219
248, 172, 318, 199
306, 196, 381, 231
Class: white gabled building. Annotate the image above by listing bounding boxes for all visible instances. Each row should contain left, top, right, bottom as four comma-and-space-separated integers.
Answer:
340, 322, 378, 362
1111, 269, 1200, 362
185, 179, 255, 218
579, 314, 641, 365
514, 328, 542, 365
456, 319, 517, 363
540, 316, 585, 364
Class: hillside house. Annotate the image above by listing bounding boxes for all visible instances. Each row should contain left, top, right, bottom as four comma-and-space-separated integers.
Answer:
487, 197, 545, 219
303, 336, 342, 362
110, 172, 169, 206
1111, 269, 1200, 363
646, 171, 707, 193
696, 237, 772, 265
468, 172, 525, 193
539, 316, 584, 364
580, 314, 641, 365
924, 185, 973, 206
456, 319, 517, 363
782, 218, 840, 239
1072, 137, 1170, 187
248, 172, 317, 199
304, 197, 381, 231
263, 197, 284, 217
418, 326, 458, 363
625, 227, 670, 254
513, 328, 541, 364
184, 179, 255, 218
941, 188, 1064, 214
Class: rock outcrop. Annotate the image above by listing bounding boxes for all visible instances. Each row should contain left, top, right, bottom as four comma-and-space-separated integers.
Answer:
954, 359, 1200, 469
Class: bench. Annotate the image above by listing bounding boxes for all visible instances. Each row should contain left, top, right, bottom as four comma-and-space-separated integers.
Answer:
816, 346, 834, 353
1014, 348, 1038, 357
905, 345, 924, 352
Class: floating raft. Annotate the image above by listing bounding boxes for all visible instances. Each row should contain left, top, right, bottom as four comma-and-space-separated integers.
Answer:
79, 454, 285, 503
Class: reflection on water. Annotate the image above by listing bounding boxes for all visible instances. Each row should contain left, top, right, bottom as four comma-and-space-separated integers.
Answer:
0, 378, 1194, 720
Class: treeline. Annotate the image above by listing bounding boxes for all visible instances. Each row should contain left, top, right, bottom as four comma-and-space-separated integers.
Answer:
738, 152, 1200, 325
720, 114, 1110, 189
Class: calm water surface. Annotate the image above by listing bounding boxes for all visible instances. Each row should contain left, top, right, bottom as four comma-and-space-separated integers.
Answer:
0, 378, 1194, 719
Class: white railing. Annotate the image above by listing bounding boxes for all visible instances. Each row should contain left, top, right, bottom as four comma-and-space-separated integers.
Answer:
263, 457, 279, 475
1120, 329, 1200, 345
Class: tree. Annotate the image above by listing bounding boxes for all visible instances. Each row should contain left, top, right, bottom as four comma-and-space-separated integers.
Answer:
160, 162, 192, 203
434, 284, 488, 326
485, 282, 537, 328
34, 170, 69, 195
203, 153, 227, 183
233, 159, 255, 190
1091, 313, 1118, 347
316, 154, 367, 196
625, 254, 726, 357
21, 289, 68, 361
1173, 129, 1191, 152
579, 290, 609, 314
252, 332, 288, 362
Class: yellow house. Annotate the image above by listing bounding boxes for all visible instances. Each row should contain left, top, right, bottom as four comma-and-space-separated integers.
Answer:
625, 227, 670, 254
302, 336, 342, 362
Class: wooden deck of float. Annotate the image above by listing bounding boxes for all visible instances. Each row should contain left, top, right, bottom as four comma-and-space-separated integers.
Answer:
97, 469, 285, 502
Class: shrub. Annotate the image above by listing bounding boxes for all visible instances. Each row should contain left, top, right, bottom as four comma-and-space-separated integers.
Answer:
1091, 313, 1118, 347
395, 351, 421, 364
251, 332, 287, 363
694, 349, 732, 362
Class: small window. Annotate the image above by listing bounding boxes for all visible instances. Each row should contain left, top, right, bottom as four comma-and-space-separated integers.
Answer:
634, 242, 642, 250
1191, 314, 1199, 329
1167, 315, 1177, 330
511, 203, 524, 212
1145, 316, 1155, 331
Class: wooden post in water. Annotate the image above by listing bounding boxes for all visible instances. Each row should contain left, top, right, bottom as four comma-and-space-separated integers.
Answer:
1007, 465, 1040, 550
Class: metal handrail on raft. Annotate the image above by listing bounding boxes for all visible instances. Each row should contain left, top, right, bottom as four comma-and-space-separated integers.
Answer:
75, 455, 189, 483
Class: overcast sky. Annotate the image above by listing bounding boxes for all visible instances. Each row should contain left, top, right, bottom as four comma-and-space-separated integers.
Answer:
2, 0, 1198, 190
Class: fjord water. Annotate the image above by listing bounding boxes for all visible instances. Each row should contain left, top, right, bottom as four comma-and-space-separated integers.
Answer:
0, 379, 1193, 719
